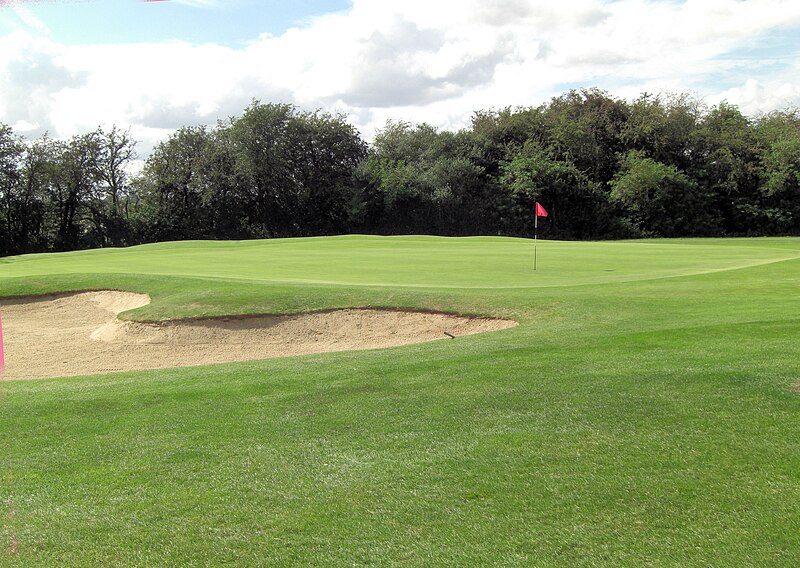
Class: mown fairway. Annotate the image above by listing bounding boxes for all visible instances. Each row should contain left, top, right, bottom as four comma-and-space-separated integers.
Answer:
1, 235, 800, 566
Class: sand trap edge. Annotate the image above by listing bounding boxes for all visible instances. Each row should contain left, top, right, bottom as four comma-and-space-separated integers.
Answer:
1, 290, 518, 380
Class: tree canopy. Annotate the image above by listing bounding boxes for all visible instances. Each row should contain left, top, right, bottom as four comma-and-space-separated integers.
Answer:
2, 91, 799, 256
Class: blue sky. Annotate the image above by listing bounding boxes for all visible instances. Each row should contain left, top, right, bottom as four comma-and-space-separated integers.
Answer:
0, 0, 799, 160
0, 0, 352, 46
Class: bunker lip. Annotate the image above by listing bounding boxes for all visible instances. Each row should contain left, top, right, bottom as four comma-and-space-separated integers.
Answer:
0, 290, 517, 380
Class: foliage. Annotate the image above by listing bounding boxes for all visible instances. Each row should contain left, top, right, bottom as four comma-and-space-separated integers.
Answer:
357, 122, 491, 234
226, 101, 367, 237
610, 150, 712, 237
500, 139, 612, 238
2, 90, 800, 255
754, 110, 800, 233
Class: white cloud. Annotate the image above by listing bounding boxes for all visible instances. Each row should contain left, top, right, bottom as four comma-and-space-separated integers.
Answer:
709, 78, 800, 116
1, 0, 800, 155
11, 4, 50, 35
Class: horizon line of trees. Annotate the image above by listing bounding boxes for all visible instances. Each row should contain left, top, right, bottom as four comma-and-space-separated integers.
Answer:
2, 88, 800, 257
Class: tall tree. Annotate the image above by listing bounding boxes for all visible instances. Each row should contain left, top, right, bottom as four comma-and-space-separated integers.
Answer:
93, 126, 137, 245
45, 133, 100, 250
228, 102, 295, 237
138, 126, 213, 241
0, 123, 24, 255
194, 127, 247, 239
9, 136, 52, 253
754, 110, 800, 233
229, 102, 367, 236
543, 88, 629, 185
621, 92, 705, 171
282, 110, 367, 235
695, 102, 759, 234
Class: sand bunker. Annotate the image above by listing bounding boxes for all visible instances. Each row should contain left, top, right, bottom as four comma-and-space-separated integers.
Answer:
0, 291, 516, 380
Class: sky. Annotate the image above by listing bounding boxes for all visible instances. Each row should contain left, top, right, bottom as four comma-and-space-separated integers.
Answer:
1, 0, 799, 161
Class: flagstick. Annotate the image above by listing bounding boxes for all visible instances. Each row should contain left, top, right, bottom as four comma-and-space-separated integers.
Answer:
534, 212, 538, 271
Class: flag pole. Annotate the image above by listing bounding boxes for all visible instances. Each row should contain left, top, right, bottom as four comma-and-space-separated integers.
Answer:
533, 202, 548, 271
534, 206, 538, 271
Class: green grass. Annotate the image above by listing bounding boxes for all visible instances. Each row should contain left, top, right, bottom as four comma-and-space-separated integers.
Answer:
1, 235, 799, 566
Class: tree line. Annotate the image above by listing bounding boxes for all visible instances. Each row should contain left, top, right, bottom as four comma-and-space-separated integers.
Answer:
2, 89, 799, 256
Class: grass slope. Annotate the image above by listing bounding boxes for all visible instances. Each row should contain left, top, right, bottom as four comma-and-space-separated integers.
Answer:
1, 235, 799, 566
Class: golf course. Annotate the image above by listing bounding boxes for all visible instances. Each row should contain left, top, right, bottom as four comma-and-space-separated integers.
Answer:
1, 235, 800, 566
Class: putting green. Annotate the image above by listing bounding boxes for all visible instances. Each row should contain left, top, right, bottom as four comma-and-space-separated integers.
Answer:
3, 235, 800, 288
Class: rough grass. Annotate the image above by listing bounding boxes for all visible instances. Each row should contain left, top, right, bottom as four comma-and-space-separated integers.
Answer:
1, 235, 800, 566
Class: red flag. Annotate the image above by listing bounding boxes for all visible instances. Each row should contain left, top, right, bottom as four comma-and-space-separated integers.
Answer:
535, 202, 548, 217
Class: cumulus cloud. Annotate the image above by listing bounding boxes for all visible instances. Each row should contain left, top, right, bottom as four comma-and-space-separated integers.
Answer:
1, 0, 800, 155
710, 79, 800, 116
334, 19, 513, 108
0, 31, 86, 137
